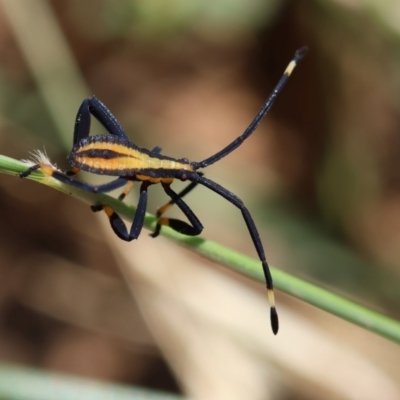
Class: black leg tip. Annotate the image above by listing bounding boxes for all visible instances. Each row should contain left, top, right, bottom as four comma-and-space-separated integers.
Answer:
90, 204, 103, 213
149, 225, 161, 238
19, 164, 40, 178
271, 307, 279, 335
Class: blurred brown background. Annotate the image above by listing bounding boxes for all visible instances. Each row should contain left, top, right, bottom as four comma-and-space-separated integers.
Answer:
0, 0, 399, 399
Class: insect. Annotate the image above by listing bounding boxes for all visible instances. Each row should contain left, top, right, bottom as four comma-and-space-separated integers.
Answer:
20, 47, 307, 334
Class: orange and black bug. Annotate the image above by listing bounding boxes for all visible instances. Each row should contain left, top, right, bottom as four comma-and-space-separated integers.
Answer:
20, 47, 307, 334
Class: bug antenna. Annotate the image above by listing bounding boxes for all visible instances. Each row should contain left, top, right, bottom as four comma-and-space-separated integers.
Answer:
192, 46, 307, 170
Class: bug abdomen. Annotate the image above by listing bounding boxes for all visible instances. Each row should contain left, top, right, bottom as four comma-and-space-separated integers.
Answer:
67, 135, 194, 177
67, 135, 144, 175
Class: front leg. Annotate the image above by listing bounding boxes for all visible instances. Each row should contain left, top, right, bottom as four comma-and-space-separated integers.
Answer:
19, 162, 128, 194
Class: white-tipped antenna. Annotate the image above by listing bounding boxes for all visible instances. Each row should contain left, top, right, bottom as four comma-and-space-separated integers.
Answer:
193, 46, 308, 170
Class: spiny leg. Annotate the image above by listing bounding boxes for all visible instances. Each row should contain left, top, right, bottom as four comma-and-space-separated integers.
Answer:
73, 96, 128, 145
196, 175, 278, 334
92, 181, 151, 241
23, 98, 129, 179
150, 179, 203, 238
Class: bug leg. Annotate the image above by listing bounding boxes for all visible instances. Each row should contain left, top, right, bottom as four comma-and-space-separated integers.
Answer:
19, 164, 126, 197
73, 99, 92, 145
118, 181, 135, 201
150, 172, 204, 236
20, 162, 128, 193
92, 181, 150, 241
196, 175, 279, 335
51, 171, 128, 193
73, 96, 128, 145
150, 182, 203, 238
19, 164, 40, 178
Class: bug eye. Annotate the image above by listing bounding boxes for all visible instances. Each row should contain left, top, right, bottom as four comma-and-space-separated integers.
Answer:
180, 158, 189, 164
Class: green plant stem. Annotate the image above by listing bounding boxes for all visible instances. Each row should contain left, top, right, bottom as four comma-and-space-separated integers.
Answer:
0, 363, 186, 400
1, 154, 400, 344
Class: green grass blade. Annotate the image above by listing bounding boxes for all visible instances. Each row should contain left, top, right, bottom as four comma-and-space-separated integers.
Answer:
1, 154, 400, 344
0, 363, 187, 400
